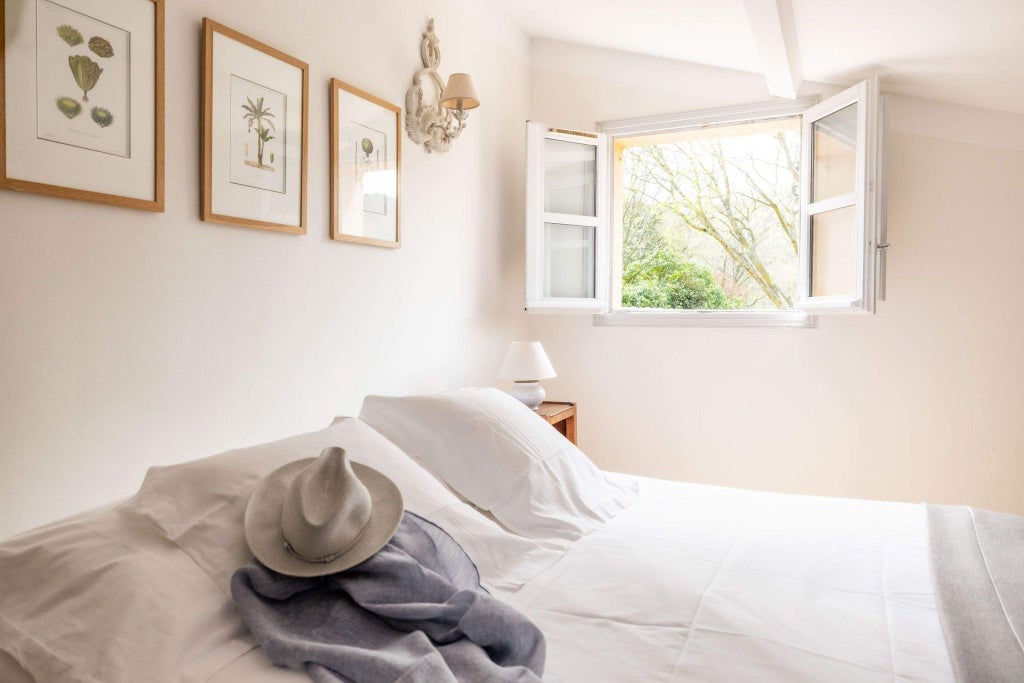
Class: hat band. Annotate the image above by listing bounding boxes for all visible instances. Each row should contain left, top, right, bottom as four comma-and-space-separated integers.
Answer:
282, 513, 374, 564
283, 539, 346, 564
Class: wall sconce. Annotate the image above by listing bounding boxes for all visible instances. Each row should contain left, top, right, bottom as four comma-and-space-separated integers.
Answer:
405, 19, 480, 154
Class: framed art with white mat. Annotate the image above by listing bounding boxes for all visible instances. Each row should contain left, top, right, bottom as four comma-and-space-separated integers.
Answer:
201, 18, 307, 234
0, 0, 164, 211
330, 78, 400, 248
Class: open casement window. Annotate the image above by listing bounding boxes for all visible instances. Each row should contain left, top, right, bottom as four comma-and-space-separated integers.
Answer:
525, 122, 610, 312
798, 77, 886, 313
524, 78, 884, 321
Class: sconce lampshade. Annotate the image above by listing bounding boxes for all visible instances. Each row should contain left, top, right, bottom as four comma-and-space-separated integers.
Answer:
499, 341, 556, 382
440, 73, 480, 111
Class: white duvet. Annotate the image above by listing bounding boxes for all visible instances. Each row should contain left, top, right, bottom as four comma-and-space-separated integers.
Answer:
206, 474, 954, 683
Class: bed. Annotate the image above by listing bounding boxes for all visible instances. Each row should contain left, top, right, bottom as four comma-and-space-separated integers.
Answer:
0, 389, 1014, 682
209, 476, 954, 683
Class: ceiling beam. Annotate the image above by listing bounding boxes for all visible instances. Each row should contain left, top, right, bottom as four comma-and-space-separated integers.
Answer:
742, 0, 803, 99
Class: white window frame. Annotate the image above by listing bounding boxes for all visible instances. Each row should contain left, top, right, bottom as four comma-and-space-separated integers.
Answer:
798, 77, 884, 313
525, 123, 609, 313
524, 80, 886, 327
595, 99, 819, 328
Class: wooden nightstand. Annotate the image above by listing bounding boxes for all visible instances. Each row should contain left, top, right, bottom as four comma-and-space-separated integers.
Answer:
536, 401, 577, 445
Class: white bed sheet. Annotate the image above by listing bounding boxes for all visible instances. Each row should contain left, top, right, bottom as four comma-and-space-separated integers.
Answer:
207, 475, 955, 683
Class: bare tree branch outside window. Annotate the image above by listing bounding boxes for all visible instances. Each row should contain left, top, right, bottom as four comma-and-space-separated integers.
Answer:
620, 120, 800, 310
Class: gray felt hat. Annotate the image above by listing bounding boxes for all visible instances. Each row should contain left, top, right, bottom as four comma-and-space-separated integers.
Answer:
244, 446, 403, 577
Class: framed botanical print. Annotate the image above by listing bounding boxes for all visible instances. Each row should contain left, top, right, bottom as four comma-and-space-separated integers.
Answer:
330, 78, 400, 248
202, 18, 308, 234
0, 0, 164, 211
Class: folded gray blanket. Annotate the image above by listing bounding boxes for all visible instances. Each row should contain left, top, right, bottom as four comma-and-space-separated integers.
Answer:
231, 512, 545, 683
927, 504, 1024, 683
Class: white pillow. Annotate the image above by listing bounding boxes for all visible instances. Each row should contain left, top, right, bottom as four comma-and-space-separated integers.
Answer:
118, 417, 564, 594
0, 505, 251, 683
360, 388, 638, 540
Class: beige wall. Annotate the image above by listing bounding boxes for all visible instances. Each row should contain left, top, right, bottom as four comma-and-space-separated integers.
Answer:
529, 40, 1024, 514
0, 0, 530, 538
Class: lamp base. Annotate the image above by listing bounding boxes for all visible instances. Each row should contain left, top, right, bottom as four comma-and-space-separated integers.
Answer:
508, 381, 545, 410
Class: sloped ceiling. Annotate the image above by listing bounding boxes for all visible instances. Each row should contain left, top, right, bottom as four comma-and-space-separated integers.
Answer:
490, 0, 1024, 113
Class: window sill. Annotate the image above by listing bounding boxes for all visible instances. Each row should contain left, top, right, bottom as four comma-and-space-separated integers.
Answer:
593, 309, 816, 328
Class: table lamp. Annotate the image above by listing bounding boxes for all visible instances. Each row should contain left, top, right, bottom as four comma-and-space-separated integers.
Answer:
499, 341, 556, 410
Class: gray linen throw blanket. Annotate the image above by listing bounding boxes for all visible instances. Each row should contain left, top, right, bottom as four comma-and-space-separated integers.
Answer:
927, 504, 1024, 683
231, 512, 545, 682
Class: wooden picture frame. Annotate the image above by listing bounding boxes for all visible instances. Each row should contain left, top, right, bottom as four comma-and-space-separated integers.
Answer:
330, 78, 400, 248
201, 18, 308, 234
0, 0, 165, 211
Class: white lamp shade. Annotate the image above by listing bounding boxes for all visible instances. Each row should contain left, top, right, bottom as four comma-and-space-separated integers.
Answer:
499, 341, 556, 381
440, 73, 480, 111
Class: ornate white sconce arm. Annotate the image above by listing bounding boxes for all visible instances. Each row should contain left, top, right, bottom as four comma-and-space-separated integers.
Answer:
405, 19, 480, 154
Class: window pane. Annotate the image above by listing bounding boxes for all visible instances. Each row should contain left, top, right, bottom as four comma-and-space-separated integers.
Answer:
544, 223, 595, 298
810, 204, 857, 297
614, 117, 800, 311
544, 139, 596, 216
812, 103, 858, 202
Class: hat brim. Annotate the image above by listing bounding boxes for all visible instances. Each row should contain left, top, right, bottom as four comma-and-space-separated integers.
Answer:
244, 458, 404, 577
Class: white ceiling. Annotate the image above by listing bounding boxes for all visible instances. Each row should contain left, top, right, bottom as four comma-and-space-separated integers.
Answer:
490, 0, 1024, 114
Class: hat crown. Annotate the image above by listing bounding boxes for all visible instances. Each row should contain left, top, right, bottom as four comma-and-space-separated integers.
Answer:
280, 447, 372, 562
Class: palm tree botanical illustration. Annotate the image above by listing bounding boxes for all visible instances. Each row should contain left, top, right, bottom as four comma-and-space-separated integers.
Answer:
241, 96, 276, 170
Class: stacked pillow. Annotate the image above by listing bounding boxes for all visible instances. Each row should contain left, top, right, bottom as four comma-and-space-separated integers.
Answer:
0, 505, 252, 682
118, 416, 565, 593
361, 387, 637, 541
2, 413, 593, 681
1, 391, 638, 680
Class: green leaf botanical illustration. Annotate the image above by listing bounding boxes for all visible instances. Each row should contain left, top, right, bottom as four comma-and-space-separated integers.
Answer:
240, 97, 276, 169
57, 24, 83, 46
56, 97, 82, 119
68, 55, 102, 102
90, 107, 114, 128
88, 36, 115, 58
361, 138, 374, 157
257, 127, 275, 167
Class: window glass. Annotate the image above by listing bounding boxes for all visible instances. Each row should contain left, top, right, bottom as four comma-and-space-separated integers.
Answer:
810, 204, 857, 297
544, 222, 595, 299
544, 139, 596, 216
811, 103, 858, 202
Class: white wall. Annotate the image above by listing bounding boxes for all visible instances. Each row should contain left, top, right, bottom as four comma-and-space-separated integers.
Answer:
529, 39, 1024, 514
0, 0, 530, 538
